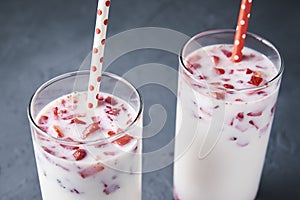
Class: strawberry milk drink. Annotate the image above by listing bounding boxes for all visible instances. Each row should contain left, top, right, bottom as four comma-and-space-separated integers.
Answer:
28, 71, 143, 200
173, 30, 283, 200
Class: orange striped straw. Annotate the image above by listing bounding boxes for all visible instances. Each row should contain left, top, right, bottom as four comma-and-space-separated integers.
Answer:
87, 0, 111, 109
231, 0, 253, 62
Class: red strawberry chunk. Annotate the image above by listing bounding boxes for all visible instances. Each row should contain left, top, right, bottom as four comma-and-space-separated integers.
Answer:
105, 96, 118, 105
271, 103, 276, 114
246, 68, 253, 74
53, 107, 59, 119
42, 146, 55, 155
53, 125, 64, 138
215, 68, 225, 75
73, 149, 87, 161
62, 114, 86, 120
223, 84, 234, 89
113, 134, 133, 146
211, 56, 220, 66
187, 55, 201, 63
249, 120, 259, 129
187, 63, 201, 70
79, 163, 105, 178
236, 112, 244, 121
107, 131, 116, 136
82, 122, 100, 139
105, 107, 121, 116
248, 75, 263, 86
221, 49, 232, 58
70, 118, 87, 125
38, 115, 49, 125
247, 111, 263, 117
103, 184, 120, 195
214, 92, 225, 100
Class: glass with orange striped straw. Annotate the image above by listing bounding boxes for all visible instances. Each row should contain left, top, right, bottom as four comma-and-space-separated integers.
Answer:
173, 1, 284, 199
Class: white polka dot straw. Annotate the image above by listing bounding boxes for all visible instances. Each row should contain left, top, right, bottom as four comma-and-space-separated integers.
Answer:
87, 0, 111, 109
232, 0, 253, 62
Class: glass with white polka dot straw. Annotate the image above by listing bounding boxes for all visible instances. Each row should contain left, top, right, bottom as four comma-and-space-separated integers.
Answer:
87, 0, 111, 109
232, 0, 253, 62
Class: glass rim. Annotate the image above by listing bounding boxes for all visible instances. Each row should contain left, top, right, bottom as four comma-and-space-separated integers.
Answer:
27, 70, 143, 145
179, 29, 284, 92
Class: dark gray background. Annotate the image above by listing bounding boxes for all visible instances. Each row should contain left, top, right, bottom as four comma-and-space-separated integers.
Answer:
0, 0, 299, 199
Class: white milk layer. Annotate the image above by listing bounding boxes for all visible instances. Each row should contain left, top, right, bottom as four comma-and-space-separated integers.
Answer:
174, 45, 280, 200
32, 92, 142, 200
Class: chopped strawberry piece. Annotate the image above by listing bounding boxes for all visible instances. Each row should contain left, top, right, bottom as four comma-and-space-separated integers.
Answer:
236, 112, 244, 121
247, 111, 263, 117
62, 114, 86, 120
223, 84, 234, 89
229, 69, 234, 74
79, 163, 105, 178
121, 104, 127, 111
186, 67, 194, 74
214, 92, 225, 100
256, 65, 266, 69
246, 68, 253, 74
53, 107, 59, 119
211, 56, 220, 66
248, 75, 263, 86
105, 108, 121, 116
187, 63, 201, 70
61, 99, 66, 107
107, 131, 116, 136
38, 115, 49, 125
112, 134, 133, 146
107, 115, 113, 121
235, 98, 243, 102
271, 103, 276, 114
73, 149, 87, 161
215, 68, 225, 75
222, 78, 230, 82
105, 96, 118, 105
42, 146, 55, 155
187, 55, 201, 63
53, 125, 64, 138
174, 191, 181, 200
200, 107, 212, 116
38, 126, 48, 133
70, 118, 87, 125
230, 118, 234, 126
103, 184, 120, 195
249, 120, 259, 129
82, 122, 100, 139
198, 75, 207, 80
221, 49, 232, 58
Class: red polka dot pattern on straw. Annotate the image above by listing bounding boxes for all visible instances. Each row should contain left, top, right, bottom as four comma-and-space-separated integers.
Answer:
87, 0, 111, 109
231, 0, 253, 62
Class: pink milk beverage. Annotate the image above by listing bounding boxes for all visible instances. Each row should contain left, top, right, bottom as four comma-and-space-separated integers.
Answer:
28, 71, 143, 200
173, 30, 283, 200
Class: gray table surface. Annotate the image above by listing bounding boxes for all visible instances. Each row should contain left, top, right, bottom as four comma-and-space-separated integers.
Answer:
0, 0, 299, 199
